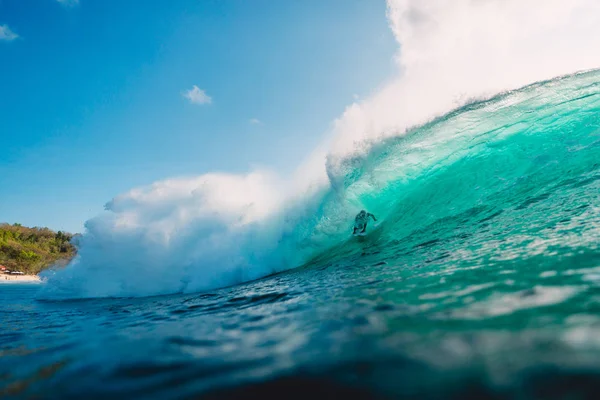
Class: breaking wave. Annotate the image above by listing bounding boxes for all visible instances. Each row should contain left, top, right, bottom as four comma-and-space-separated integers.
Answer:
39, 0, 600, 299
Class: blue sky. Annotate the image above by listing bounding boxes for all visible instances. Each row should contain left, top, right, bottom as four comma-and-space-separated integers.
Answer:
0, 0, 396, 233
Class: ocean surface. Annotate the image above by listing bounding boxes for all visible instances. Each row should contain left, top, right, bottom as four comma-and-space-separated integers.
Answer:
3, 70, 600, 399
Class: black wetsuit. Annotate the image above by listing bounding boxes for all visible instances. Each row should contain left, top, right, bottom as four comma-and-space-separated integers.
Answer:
353, 211, 377, 234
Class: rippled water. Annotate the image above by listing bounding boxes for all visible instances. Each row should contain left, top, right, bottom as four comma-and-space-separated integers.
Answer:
4, 253, 600, 399
3, 71, 600, 399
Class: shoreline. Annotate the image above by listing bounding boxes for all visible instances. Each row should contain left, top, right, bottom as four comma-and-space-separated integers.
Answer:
0, 274, 42, 283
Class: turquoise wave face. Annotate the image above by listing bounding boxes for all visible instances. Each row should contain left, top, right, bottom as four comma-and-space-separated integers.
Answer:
305, 70, 600, 277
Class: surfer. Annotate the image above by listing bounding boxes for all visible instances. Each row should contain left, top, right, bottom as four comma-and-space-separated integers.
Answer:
353, 210, 377, 235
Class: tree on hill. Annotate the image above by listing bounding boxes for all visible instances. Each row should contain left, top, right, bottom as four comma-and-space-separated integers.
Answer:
0, 223, 78, 275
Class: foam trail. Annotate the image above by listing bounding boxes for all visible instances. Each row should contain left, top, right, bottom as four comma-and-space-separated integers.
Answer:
40, 0, 600, 299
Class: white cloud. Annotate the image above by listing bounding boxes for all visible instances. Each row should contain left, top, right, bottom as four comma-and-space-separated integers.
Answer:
183, 85, 212, 105
249, 118, 262, 125
0, 25, 18, 41
57, 0, 79, 6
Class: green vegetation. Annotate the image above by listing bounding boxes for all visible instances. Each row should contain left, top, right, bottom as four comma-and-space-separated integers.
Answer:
0, 223, 77, 275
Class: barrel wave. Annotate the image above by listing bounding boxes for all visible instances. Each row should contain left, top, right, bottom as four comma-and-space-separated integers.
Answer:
9, 2, 600, 398
39, 69, 600, 299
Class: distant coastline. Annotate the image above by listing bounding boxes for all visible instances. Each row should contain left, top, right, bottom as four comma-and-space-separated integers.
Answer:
1, 223, 77, 276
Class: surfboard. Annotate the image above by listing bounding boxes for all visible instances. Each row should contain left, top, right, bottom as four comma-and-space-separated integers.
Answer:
352, 222, 382, 241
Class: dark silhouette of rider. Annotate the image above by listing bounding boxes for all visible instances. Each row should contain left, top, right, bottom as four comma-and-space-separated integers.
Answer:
353, 210, 377, 234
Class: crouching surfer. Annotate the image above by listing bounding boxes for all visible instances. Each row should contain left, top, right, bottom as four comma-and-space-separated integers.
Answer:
353, 210, 377, 235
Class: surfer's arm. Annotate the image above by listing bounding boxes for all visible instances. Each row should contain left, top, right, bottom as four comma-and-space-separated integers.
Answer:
368, 213, 377, 221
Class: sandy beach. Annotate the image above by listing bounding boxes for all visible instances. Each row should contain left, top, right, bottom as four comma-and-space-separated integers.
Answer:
1, 274, 41, 283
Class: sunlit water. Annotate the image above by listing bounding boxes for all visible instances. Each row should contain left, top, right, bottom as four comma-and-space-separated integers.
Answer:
2, 71, 600, 399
